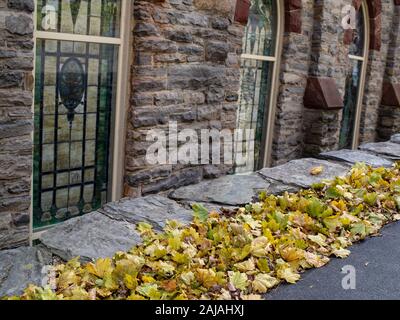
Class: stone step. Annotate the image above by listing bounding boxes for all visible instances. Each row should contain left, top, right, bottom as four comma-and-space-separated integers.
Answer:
258, 158, 350, 189
170, 173, 295, 207
359, 142, 400, 160
0, 246, 52, 297
100, 195, 193, 230
39, 211, 141, 263
319, 149, 394, 168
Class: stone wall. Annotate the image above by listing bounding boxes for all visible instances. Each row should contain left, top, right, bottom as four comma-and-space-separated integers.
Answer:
0, 0, 34, 249
301, 0, 350, 156
1, 0, 400, 250
124, 0, 243, 197
298, 0, 400, 158
359, 0, 395, 144
271, 0, 314, 165
125, 0, 400, 191
377, 3, 400, 140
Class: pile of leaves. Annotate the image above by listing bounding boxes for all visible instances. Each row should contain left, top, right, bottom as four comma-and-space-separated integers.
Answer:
5, 163, 400, 300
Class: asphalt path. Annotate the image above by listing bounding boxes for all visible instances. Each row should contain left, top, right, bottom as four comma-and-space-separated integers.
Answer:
265, 222, 400, 300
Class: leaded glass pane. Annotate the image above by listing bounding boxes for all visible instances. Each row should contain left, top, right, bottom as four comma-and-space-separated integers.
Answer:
242, 0, 276, 56
340, 4, 366, 149
339, 59, 363, 149
235, 0, 276, 173
37, 0, 121, 37
33, 39, 118, 230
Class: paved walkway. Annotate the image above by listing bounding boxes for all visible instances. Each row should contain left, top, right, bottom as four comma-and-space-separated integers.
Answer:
266, 222, 400, 300
1, 136, 400, 297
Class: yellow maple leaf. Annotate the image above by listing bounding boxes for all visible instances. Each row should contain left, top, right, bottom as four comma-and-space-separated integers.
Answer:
310, 166, 324, 176
252, 274, 279, 293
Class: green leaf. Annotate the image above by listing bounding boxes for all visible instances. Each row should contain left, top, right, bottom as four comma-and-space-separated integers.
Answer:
307, 198, 332, 219
326, 187, 342, 199
228, 271, 248, 291
351, 222, 368, 238
192, 203, 209, 222
363, 193, 378, 206
136, 283, 161, 300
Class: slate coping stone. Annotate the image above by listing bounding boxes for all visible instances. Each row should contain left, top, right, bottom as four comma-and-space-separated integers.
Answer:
359, 142, 400, 160
39, 212, 142, 263
258, 158, 349, 189
319, 149, 393, 168
0, 246, 52, 297
100, 195, 193, 230
391, 134, 400, 144
170, 173, 294, 206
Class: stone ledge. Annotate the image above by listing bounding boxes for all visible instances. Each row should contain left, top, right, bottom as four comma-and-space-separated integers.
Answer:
259, 158, 350, 189
391, 134, 400, 144
319, 149, 394, 168
359, 142, 400, 160
381, 82, 400, 107
303, 77, 343, 110
39, 212, 142, 263
100, 195, 193, 230
169, 173, 294, 206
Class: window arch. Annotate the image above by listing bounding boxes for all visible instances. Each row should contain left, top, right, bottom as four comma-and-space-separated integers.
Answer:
339, 0, 370, 149
235, 0, 283, 173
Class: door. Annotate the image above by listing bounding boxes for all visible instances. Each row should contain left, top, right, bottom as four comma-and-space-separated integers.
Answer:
33, 0, 129, 231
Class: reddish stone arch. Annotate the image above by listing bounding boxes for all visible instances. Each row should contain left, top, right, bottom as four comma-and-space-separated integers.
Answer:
344, 0, 382, 51
234, 0, 303, 34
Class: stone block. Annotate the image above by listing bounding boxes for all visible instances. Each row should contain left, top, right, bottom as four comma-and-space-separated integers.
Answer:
359, 142, 400, 160
39, 212, 142, 262
319, 149, 393, 168
259, 158, 349, 189
0, 246, 52, 297
100, 195, 193, 230
170, 173, 294, 206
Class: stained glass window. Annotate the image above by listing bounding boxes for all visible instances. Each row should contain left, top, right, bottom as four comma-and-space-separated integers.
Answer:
33, 1, 122, 230
339, 3, 366, 149
235, 0, 277, 173
236, 0, 277, 173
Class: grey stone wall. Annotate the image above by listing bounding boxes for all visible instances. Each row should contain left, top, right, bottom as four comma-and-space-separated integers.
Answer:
298, 0, 400, 158
124, 0, 243, 197
0, 0, 34, 249
272, 0, 314, 165
1, 0, 400, 250
302, 0, 350, 156
377, 3, 400, 140
359, 0, 395, 144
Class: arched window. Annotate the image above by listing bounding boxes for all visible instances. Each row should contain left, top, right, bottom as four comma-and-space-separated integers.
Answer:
33, 0, 131, 230
339, 1, 369, 149
235, 0, 283, 173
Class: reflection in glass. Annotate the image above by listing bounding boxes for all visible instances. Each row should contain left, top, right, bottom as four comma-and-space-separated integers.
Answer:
349, 7, 365, 57
339, 4, 366, 149
37, 0, 121, 37
339, 60, 363, 149
33, 39, 118, 229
